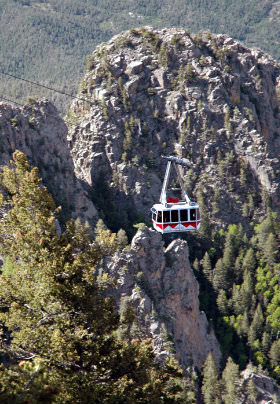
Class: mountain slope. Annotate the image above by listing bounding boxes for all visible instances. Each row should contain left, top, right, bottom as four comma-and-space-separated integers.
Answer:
1, 0, 280, 110
67, 27, 280, 234
0, 27, 280, 402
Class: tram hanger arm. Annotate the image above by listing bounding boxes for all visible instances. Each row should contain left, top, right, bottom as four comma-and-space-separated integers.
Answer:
160, 155, 192, 206
174, 163, 191, 204
160, 160, 172, 206
161, 155, 192, 168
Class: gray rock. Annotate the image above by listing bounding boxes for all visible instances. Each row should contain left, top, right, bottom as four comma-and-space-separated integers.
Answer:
0, 100, 97, 223
105, 227, 221, 370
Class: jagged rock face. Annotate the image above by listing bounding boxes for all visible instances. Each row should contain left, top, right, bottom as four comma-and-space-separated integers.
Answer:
241, 368, 280, 403
0, 100, 97, 222
68, 27, 280, 229
105, 227, 221, 370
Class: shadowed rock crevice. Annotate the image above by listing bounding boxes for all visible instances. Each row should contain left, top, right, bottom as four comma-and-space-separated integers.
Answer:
0, 100, 97, 224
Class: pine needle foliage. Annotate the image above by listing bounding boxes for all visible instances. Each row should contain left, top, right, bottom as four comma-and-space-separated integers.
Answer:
0, 151, 189, 404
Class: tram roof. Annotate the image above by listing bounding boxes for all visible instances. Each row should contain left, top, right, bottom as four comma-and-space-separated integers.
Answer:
152, 202, 199, 211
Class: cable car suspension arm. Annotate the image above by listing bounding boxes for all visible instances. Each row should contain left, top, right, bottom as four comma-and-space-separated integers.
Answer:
160, 155, 191, 206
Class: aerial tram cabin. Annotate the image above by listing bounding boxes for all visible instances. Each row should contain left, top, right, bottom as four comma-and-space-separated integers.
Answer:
151, 155, 200, 234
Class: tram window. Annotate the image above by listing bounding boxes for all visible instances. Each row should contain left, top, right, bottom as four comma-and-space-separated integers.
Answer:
163, 211, 170, 223
171, 210, 178, 222
180, 210, 188, 222
190, 209, 196, 220
197, 209, 200, 220
157, 211, 162, 222
153, 213, 156, 221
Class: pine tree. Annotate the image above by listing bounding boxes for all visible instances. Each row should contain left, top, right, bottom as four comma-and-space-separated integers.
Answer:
239, 270, 254, 313
116, 228, 128, 250
192, 258, 200, 274
232, 283, 243, 315
269, 340, 280, 368
246, 378, 258, 403
263, 233, 278, 266
202, 251, 212, 282
217, 289, 229, 315
196, 187, 211, 237
255, 212, 279, 250
0, 152, 189, 404
213, 258, 228, 290
239, 311, 250, 337
223, 233, 235, 274
222, 357, 240, 404
248, 304, 264, 347
202, 353, 220, 404
242, 248, 256, 273
261, 331, 272, 356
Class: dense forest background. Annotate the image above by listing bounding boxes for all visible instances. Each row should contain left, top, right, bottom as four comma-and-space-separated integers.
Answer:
1, 2, 280, 401
1, 0, 280, 111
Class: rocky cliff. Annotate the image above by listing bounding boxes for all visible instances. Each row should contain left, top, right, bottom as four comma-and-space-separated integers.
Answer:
1, 26, 280, 402
68, 27, 280, 231
105, 226, 221, 370
0, 100, 96, 223
0, 97, 221, 373
241, 367, 280, 404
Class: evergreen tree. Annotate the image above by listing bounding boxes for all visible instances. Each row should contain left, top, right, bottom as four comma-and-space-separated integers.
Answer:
238, 270, 254, 313
213, 258, 228, 290
0, 152, 188, 404
116, 228, 128, 250
248, 304, 264, 347
266, 276, 280, 333
242, 248, 256, 273
222, 357, 240, 404
197, 187, 211, 237
192, 258, 200, 274
231, 283, 243, 315
234, 253, 243, 284
269, 340, 280, 368
217, 289, 229, 316
261, 331, 272, 356
202, 251, 212, 282
263, 233, 278, 266
239, 311, 250, 337
246, 378, 258, 403
202, 353, 220, 404
223, 233, 235, 272
255, 212, 279, 251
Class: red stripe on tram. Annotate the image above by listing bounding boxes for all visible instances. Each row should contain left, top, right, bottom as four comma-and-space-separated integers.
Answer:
182, 222, 197, 228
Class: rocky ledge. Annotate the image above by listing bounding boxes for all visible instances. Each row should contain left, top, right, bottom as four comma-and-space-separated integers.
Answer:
105, 226, 221, 370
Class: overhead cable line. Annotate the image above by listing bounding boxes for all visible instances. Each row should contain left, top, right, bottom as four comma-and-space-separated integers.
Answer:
0, 95, 24, 107
0, 94, 75, 127
0, 70, 93, 105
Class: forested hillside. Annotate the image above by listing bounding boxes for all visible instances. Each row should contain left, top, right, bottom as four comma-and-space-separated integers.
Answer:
0, 13, 280, 401
0, 152, 191, 403
1, 0, 280, 110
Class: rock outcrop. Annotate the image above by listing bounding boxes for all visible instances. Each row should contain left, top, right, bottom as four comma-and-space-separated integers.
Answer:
0, 100, 97, 223
241, 367, 280, 404
1, 26, 280, 399
68, 27, 280, 230
105, 226, 221, 370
